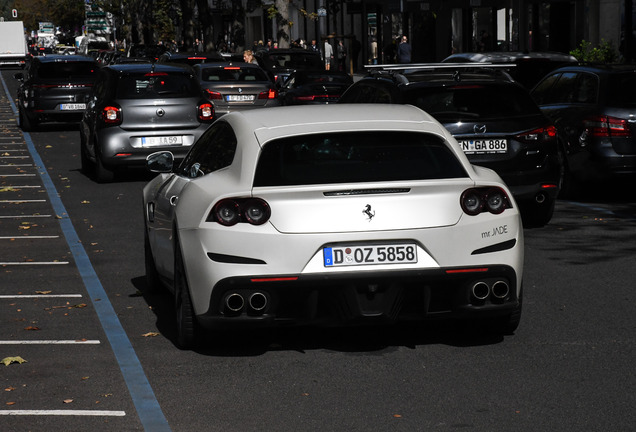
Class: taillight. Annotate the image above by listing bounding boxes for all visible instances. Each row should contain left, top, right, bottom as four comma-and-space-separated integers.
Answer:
208, 198, 271, 226
516, 125, 557, 141
461, 187, 512, 216
101, 106, 122, 125
204, 89, 222, 100
198, 102, 214, 122
258, 88, 278, 99
584, 115, 631, 137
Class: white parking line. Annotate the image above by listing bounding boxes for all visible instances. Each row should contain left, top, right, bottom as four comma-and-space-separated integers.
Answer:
0, 340, 100, 345
0, 174, 37, 177
0, 199, 47, 203
0, 214, 52, 218
0, 294, 82, 298
0, 261, 69, 265
0, 236, 60, 239
0, 185, 43, 188
0, 410, 125, 416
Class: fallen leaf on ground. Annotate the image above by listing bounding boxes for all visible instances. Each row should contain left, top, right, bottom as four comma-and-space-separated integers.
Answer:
24, 326, 40, 331
35, 290, 52, 295
2, 357, 27, 366
142, 332, 159, 337
63, 399, 73, 404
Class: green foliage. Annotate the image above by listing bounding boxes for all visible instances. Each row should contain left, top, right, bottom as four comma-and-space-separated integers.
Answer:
570, 39, 619, 63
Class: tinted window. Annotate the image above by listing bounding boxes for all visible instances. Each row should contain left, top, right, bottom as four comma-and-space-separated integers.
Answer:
37, 62, 97, 79
405, 84, 541, 121
179, 122, 237, 177
531, 73, 560, 105
545, 72, 578, 104
116, 73, 199, 99
339, 82, 394, 103
254, 131, 467, 187
297, 73, 352, 85
607, 72, 636, 107
573, 73, 598, 103
201, 67, 270, 82
261, 52, 322, 69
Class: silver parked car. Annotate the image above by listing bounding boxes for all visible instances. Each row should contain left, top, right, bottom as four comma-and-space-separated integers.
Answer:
142, 104, 524, 349
79, 63, 215, 182
192, 62, 279, 116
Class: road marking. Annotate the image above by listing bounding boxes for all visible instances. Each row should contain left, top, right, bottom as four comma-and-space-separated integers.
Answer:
0, 340, 100, 345
0, 235, 60, 239
1, 73, 171, 431
0, 174, 36, 177
0, 261, 70, 265
0, 185, 43, 188
0, 199, 47, 203
0, 164, 33, 167
0, 214, 52, 218
0, 294, 82, 298
0, 410, 125, 416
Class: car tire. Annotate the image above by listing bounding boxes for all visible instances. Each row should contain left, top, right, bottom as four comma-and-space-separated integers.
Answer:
18, 106, 35, 132
522, 198, 555, 228
80, 136, 93, 175
144, 226, 161, 293
94, 150, 115, 183
174, 237, 200, 349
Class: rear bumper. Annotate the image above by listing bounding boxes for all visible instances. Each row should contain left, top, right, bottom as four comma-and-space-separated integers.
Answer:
196, 266, 520, 329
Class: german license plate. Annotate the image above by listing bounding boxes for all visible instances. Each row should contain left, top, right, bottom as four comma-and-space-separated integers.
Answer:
141, 136, 183, 146
458, 139, 507, 154
59, 103, 86, 110
323, 244, 417, 267
226, 94, 254, 102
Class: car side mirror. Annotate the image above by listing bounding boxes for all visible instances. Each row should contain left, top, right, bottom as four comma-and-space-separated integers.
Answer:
146, 151, 174, 173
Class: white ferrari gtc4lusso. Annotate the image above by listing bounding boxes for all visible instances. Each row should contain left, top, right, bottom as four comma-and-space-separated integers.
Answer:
142, 104, 524, 348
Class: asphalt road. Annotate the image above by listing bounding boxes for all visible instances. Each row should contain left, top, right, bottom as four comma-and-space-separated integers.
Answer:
1, 68, 636, 432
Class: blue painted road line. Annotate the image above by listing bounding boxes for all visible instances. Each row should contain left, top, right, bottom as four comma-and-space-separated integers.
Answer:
1, 74, 172, 431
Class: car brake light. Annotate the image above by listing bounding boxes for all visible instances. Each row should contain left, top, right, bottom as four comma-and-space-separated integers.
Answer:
461, 187, 512, 216
102, 106, 122, 125
205, 89, 222, 100
516, 125, 557, 141
258, 89, 278, 99
223, 66, 241, 70
584, 115, 631, 137
198, 102, 214, 122
144, 72, 168, 77
208, 198, 271, 226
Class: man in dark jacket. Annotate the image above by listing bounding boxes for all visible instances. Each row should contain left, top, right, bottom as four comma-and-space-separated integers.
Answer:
396, 35, 412, 63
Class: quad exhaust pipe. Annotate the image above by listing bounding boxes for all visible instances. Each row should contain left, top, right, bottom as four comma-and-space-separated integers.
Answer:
470, 280, 510, 302
535, 192, 546, 204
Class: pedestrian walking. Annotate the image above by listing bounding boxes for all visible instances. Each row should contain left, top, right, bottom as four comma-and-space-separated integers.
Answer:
324, 39, 334, 70
396, 35, 412, 63
243, 50, 258, 64
309, 39, 322, 61
337, 40, 347, 72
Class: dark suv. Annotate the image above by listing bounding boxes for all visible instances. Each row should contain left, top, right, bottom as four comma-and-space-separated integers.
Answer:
79, 63, 215, 182
530, 64, 636, 194
14, 55, 99, 131
339, 64, 563, 227
254, 48, 323, 87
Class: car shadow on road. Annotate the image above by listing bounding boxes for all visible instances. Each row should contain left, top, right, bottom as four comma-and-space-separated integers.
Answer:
131, 276, 507, 356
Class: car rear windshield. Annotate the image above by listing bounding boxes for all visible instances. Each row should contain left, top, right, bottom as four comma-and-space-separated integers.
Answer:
116, 73, 199, 99
261, 52, 322, 70
405, 84, 541, 121
254, 131, 468, 187
37, 62, 97, 79
201, 67, 270, 82
607, 73, 636, 107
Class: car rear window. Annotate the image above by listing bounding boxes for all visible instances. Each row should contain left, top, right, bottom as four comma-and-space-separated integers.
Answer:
406, 84, 541, 121
607, 73, 636, 107
262, 52, 322, 69
37, 62, 97, 79
116, 73, 200, 99
253, 131, 468, 187
201, 67, 270, 82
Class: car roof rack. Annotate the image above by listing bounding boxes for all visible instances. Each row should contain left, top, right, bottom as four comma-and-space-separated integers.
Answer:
364, 62, 516, 71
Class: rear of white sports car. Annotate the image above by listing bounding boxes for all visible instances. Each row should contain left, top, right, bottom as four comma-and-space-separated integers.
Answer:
163, 106, 524, 337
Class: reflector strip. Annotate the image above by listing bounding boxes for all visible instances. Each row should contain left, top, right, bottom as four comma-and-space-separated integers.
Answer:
445, 268, 489, 274
251, 277, 298, 282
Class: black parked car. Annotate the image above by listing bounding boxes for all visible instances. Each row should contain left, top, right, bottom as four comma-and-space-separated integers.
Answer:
443, 51, 578, 89
530, 64, 636, 195
339, 64, 563, 227
79, 63, 215, 182
254, 48, 323, 87
278, 70, 353, 105
14, 55, 99, 131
